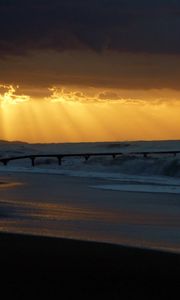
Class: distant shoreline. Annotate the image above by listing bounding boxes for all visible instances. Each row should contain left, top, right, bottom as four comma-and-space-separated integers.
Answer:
0, 138, 180, 145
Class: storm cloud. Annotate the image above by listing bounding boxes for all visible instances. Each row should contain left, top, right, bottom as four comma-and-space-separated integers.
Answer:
1, 0, 180, 56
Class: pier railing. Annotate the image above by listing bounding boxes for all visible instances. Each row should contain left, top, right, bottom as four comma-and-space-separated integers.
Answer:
0, 150, 179, 167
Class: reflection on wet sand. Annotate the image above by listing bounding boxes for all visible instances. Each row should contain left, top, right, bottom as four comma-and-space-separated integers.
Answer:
0, 198, 180, 253
0, 172, 180, 253
0, 181, 23, 189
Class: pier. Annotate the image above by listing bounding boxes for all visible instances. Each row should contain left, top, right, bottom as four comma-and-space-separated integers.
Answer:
0, 150, 179, 167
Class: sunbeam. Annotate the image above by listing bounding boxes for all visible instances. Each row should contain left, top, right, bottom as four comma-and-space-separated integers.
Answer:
0, 84, 180, 142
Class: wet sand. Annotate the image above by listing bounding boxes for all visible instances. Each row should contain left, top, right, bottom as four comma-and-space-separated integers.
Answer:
0, 232, 180, 299
0, 172, 180, 252
0, 172, 180, 298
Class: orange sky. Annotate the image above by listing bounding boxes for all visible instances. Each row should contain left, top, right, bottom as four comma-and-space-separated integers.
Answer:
1, 3, 180, 143
0, 84, 180, 143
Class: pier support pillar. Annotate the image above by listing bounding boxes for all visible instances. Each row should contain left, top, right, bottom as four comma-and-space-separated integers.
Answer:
84, 155, 90, 161
3, 160, 8, 166
31, 157, 35, 167
57, 156, 62, 165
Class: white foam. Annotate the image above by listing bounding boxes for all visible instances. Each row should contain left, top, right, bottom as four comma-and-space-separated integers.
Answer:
91, 184, 180, 194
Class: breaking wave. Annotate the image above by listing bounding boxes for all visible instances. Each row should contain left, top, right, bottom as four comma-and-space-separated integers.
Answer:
84, 156, 180, 178
0, 140, 180, 180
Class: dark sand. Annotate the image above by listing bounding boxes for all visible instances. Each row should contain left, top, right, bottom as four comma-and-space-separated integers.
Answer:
0, 232, 179, 299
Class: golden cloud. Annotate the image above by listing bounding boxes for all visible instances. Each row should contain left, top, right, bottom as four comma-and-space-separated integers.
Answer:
0, 84, 30, 106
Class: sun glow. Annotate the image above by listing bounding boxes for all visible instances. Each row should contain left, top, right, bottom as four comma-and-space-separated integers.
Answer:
0, 84, 180, 143
0, 84, 30, 106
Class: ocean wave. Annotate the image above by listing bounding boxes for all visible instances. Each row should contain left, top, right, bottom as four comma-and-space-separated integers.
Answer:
77, 156, 180, 178
0, 140, 180, 179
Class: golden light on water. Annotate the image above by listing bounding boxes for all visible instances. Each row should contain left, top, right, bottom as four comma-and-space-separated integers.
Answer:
0, 84, 180, 142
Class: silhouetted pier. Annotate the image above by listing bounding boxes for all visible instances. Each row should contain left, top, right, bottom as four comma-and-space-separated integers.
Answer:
0, 150, 179, 167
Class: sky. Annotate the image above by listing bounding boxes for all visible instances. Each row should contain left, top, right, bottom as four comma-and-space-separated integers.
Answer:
0, 0, 180, 143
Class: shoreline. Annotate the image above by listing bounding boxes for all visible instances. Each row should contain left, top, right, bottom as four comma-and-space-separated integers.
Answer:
1, 166, 180, 196
0, 172, 180, 255
1, 232, 180, 298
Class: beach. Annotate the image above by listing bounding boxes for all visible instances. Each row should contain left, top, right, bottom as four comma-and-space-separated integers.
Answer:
0, 172, 180, 252
0, 172, 179, 298
0, 140, 180, 298
0, 232, 180, 299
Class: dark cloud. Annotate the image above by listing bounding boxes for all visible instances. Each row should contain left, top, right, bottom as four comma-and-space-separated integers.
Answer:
1, 0, 180, 56
1, 51, 180, 91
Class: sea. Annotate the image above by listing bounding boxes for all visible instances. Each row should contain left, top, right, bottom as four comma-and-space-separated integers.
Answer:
0, 139, 180, 253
